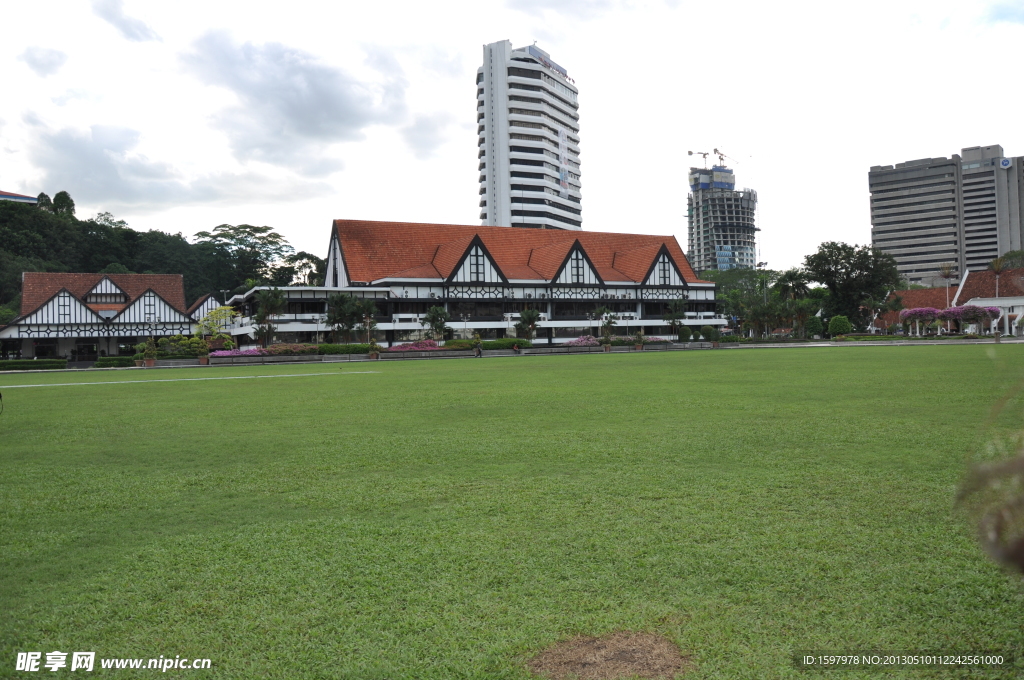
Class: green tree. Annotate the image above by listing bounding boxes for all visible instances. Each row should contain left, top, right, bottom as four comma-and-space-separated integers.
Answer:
273, 251, 326, 287
195, 305, 240, 338
804, 242, 900, 329
805, 315, 824, 338
253, 288, 286, 348
36, 193, 53, 212
595, 305, 617, 344
193, 224, 294, 286
516, 308, 541, 340
325, 293, 361, 343
422, 306, 451, 344
828, 315, 853, 336
98, 262, 131, 274
661, 299, 687, 341
52, 191, 75, 217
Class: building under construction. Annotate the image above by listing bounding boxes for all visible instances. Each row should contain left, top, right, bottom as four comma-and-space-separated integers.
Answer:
686, 154, 758, 273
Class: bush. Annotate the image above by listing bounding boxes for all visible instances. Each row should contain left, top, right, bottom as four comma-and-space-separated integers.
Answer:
317, 343, 372, 354
482, 338, 531, 350
0, 359, 67, 371
828, 315, 853, 336
719, 335, 742, 343
677, 326, 692, 342
700, 325, 719, 342
440, 339, 474, 350
94, 357, 135, 368
132, 353, 144, 361
806, 316, 824, 337
267, 343, 319, 355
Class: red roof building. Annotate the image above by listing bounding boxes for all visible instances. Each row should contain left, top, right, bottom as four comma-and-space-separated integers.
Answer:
1, 273, 213, 360
226, 220, 723, 348
0, 190, 38, 205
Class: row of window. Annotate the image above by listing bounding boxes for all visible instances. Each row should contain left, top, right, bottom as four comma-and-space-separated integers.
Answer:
507, 82, 578, 111
512, 196, 582, 215
507, 95, 578, 122
511, 209, 582, 227
510, 184, 582, 202
508, 108, 579, 134
870, 189, 955, 204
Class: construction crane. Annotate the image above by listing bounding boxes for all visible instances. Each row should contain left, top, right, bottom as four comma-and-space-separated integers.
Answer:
687, 150, 710, 168
713, 148, 738, 166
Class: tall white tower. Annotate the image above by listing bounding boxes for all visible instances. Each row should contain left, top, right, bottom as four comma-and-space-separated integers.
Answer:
477, 40, 582, 230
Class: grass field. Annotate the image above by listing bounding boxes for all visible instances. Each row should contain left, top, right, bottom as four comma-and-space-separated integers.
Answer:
3, 347, 1024, 679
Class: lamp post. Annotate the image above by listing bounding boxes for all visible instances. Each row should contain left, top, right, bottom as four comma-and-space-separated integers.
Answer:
460, 313, 471, 339
504, 313, 513, 339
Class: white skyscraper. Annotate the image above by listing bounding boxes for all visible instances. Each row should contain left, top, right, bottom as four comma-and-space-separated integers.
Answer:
477, 40, 582, 230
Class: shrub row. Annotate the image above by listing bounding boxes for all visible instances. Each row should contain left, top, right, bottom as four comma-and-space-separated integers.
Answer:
317, 343, 373, 355
94, 357, 135, 368
443, 338, 533, 350
0, 359, 67, 371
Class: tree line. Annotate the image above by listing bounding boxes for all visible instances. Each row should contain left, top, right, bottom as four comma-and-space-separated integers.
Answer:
701, 242, 902, 336
0, 192, 325, 323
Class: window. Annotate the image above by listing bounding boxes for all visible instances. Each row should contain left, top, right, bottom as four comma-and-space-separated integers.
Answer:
570, 251, 585, 283
470, 249, 485, 282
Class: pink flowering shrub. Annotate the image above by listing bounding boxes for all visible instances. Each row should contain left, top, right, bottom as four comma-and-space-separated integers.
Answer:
564, 335, 601, 346
267, 343, 319, 355
388, 339, 441, 352
209, 348, 269, 357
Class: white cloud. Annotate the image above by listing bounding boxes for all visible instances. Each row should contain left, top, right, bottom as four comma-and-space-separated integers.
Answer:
181, 32, 407, 176
18, 47, 68, 77
92, 0, 161, 41
401, 113, 455, 159
25, 120, 326, 210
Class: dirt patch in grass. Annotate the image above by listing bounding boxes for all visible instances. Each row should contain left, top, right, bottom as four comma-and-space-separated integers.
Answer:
527, 631, 692, 679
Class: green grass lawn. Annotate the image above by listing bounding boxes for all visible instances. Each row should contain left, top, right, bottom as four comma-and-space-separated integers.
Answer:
3, 347, 1024, 679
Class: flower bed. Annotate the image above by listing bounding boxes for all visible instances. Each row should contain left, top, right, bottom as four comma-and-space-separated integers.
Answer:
388, 340, 442, 352
209, 348, 269, 357
564, 335, 601, 347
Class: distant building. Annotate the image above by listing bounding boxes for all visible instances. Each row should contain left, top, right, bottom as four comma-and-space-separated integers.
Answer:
686, 166, 758, 272
0, 190, 37, 205
477, 40, 582, 230
869, 145, 1024, 285
0, 273, 218, 360
225, 220, 722, 347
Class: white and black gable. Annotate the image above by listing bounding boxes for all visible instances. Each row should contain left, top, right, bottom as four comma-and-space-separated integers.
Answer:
643, 249, 686, 287
448, 238, 507, 284
553, 242, 602, 286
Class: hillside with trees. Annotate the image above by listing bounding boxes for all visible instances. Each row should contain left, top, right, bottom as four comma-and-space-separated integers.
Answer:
0, 192, 324, 323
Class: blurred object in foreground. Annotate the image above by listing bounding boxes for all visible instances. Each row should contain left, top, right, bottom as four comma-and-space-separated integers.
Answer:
959, 453, 1024, 572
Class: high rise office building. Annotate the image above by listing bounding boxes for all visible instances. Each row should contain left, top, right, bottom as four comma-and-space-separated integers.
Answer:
686, 166, 758, 272
869, 145, 1024, 285
477, 40, 582, 230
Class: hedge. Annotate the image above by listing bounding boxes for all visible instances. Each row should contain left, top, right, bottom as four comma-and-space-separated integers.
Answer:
317, 343, 372, 354
95, 357, 135, 368
0, 359, 67, 371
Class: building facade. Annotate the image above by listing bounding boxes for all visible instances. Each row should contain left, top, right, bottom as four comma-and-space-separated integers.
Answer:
869, 145, 1024, 285
477, 40, 582, 230
0, 273, 219, 359
226, 220, 722, 347
686, 166, 758, 272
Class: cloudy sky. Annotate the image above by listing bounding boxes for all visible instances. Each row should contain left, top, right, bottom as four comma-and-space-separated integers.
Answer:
2, 0, 1023, 269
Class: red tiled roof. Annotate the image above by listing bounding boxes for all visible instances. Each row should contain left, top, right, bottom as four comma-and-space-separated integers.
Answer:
332, 220, 706, 284
20, 273, 188, 317
0, 190, 37, 199
956, 268, 1024, 302
876, 286, 960, 327
185, 293, 214, 316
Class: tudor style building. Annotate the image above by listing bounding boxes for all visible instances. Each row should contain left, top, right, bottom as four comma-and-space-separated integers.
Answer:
0, 273, 220, 359
226, 220, 722, 346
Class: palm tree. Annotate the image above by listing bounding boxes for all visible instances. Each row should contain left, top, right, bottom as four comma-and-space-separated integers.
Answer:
990, 257, 1007, 298
774, 269, 809, 301
421, 306, 451, 344
354, 298, 380, 344
936, 262, 956, 309
254, 288, 286, 348
516, 308, 541, 340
